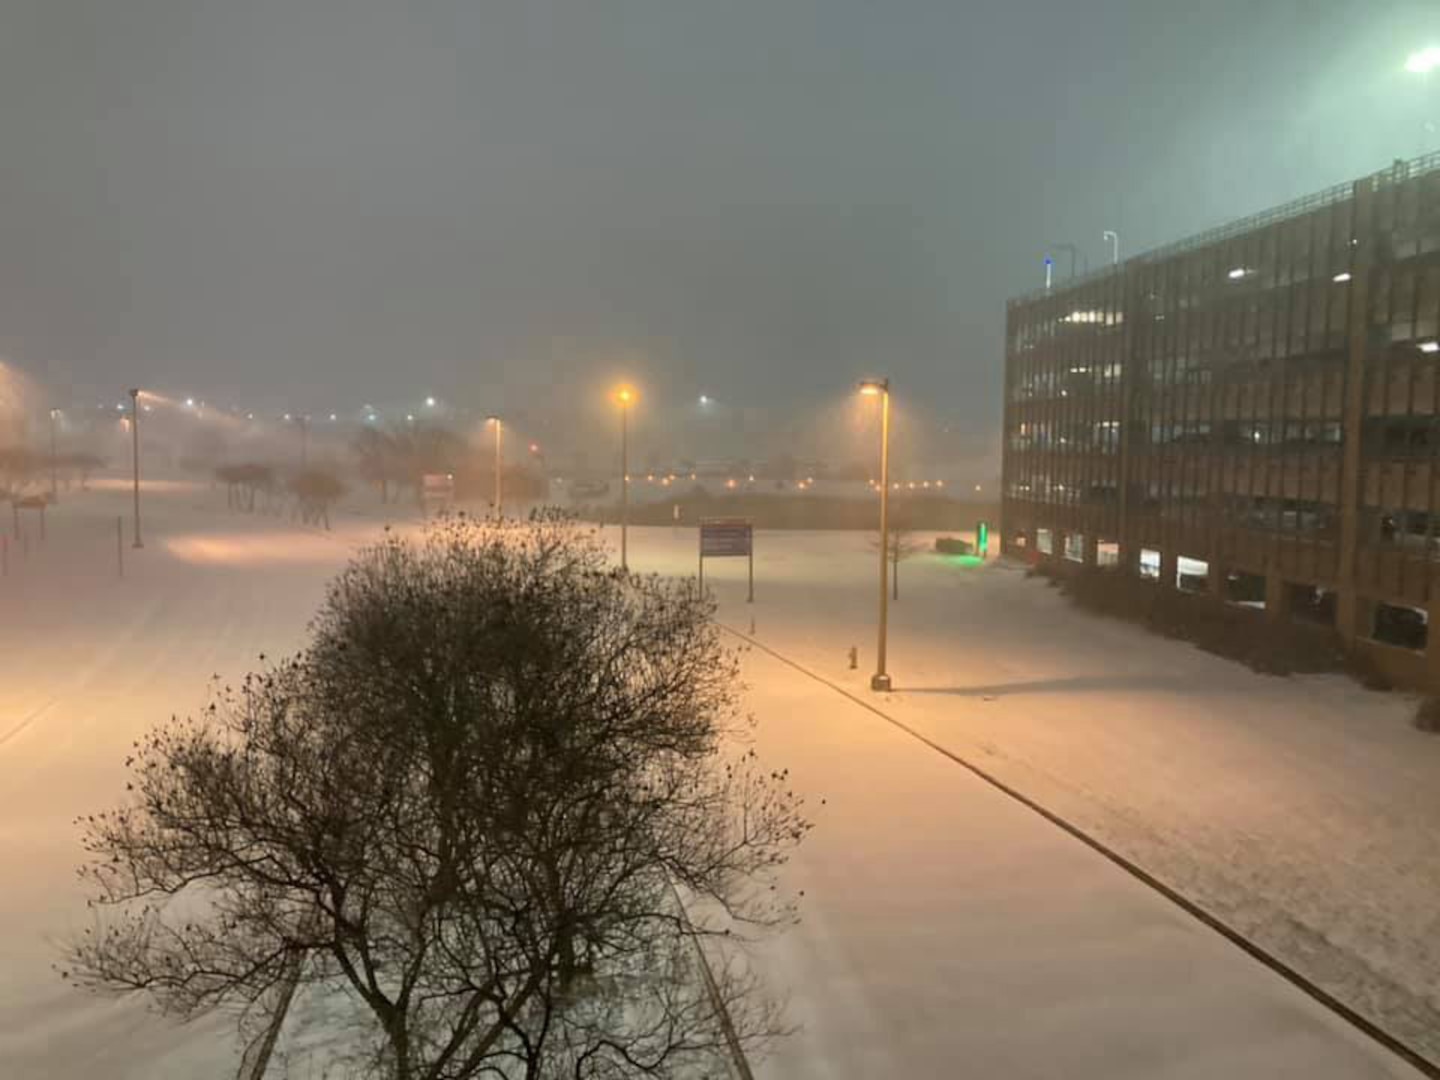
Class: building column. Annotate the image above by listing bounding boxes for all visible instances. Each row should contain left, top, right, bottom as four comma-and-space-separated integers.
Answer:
1208, 559, 1229, 605
1160, 549, 1178, 590
1341, 593, 1373, 644
1426, 598, 1440, 691
1264, 571, 1286, 623
1084, 532, 1099, 568
1335, 175, 1375, 646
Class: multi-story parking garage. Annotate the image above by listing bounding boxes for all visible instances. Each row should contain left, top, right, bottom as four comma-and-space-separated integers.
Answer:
1002, 151, 1440, 688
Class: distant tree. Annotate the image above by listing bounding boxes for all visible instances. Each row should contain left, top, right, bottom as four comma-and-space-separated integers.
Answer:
216, 463, 278, 513
64, 514, 808, 1079
868, 515, 925, 600
0, 446, 36, 496
289, 467, 347, 530
58, 451, 104, 491
352, 427, 401, 503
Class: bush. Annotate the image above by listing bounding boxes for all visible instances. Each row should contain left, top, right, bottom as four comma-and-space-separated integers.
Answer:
1415, 697, 1440, 733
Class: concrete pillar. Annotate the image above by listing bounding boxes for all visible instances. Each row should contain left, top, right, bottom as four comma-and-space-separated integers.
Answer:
1340, 593, 1372, 644
1084, 532, 1100, 568
1335, 176, 1375, 643
1118, 543, 1140, 578
1160, 550, 1179, 590
1264, 571, 1287, 623
1426, 598, 1440, 691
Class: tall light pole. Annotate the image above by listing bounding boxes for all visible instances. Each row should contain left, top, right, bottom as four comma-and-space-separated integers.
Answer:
298, 414, 309, 468
486, 415, 503, 517
48, 408, 59, 501
859, 378, 892, 691
129, 388, 143, 549
614, 387, 635, 571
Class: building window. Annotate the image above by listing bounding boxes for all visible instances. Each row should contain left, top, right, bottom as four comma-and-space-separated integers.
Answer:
1139, 548, 1161, 580
1177, 556, 1209, 593
1372, 602, 1428, 651
1064, 533, 1085, 562
1037, 528, 1053, 555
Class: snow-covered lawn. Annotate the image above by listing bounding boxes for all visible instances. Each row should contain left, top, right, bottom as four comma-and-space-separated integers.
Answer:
2, 485, 1436, 1077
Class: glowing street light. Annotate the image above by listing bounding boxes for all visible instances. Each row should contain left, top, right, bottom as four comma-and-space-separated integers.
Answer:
1405, 46, 1440, 74
486, 415, 504, 517
858, 377, 892, 692
613, 386, 637, 570
128, 389, 144, 549
425, 395, 437, 408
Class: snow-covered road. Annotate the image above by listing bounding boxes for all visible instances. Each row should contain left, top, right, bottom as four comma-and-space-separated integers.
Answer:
2, 485, 1436, 1077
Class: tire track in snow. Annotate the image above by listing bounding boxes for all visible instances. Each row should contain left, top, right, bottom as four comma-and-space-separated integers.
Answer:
721, 623, 1440, 1080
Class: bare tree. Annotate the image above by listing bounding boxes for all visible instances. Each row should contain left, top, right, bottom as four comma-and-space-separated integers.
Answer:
289, 467, 347, 530
868, 520, 925, 600
353, 427, 401, 504
217, 463, 280, 514
64, 513, 809, 1079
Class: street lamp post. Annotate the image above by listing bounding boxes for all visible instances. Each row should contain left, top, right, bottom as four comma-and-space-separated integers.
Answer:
615, 387, 635, 571
486, 415, 503, 517
298, 415, 309, 468
48, 408, 59, 501
129, 388, 143, 549
859, 378, 892, 691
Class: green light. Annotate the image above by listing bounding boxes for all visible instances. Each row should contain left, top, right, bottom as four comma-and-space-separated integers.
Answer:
943, 554, 985, 569
976, 520, 989, 558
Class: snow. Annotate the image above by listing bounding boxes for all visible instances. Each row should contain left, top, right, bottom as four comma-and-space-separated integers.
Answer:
1, 485, 1436, 1077
617, 526, 1440, 1070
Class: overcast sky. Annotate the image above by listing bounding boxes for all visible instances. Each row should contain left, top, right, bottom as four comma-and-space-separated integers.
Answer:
2, 0, 1437, 448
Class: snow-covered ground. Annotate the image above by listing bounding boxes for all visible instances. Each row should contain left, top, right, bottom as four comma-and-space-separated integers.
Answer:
1, 484, 1436, 1077
617, 525, 1440, 1069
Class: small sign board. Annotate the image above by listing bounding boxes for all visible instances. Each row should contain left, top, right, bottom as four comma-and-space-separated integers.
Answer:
700, 519, 752, 557
698, 518, 754, 601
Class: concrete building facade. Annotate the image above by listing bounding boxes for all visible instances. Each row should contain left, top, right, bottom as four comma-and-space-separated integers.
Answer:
1002, 151, 1440, 688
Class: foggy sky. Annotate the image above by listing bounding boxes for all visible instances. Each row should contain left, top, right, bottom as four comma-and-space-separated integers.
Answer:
2, 0, 1437, 446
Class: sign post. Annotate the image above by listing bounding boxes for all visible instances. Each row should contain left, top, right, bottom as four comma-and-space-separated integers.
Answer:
698, 518, 754, 603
